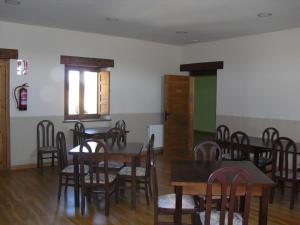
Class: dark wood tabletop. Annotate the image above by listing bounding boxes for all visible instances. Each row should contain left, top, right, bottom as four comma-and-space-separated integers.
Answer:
70, 127, 130, 135
171, 160, 274, 188
171, 160, 275, 225
69, 141, 143, 156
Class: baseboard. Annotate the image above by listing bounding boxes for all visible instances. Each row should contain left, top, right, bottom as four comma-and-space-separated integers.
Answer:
10, 162, 55, 171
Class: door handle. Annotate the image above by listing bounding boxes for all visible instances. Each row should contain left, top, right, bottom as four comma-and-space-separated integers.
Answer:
164, 112, 171, 121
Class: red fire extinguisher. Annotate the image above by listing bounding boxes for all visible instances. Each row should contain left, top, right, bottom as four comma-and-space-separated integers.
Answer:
14, 83, 29, 111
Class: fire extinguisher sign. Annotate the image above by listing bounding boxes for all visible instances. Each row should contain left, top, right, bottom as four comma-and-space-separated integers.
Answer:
17, 59, 29, 76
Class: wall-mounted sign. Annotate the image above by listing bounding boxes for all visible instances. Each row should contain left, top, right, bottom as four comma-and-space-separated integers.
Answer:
17, 59, 28, 76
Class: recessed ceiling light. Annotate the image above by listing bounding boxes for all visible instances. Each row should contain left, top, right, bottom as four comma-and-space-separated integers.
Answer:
257, 12, 272, 18
4, 0, 21, 5
176, 31, 188, 34
105, 17, 120, 22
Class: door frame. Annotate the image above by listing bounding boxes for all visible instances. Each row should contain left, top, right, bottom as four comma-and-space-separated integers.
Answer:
0, 59, 10, 169
0, 48, 18, 170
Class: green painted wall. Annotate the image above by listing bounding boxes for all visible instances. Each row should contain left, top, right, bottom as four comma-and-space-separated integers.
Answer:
194, 76, 217, 133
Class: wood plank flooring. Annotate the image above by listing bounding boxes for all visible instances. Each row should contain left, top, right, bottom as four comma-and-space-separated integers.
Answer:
0, 150, 299, 225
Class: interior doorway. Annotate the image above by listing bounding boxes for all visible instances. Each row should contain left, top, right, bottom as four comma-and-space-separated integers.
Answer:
193, 75, 217, 145
0, 59, 9, 169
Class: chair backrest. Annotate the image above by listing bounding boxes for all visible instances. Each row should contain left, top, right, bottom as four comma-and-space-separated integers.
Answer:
262, 127, 279, 145
216, 125, 230, 154
79, 140, 110, 186
145, 134, 155, 178
115, 120, 126, 130
37, 120, 55, 149
194, 141, 222, 161
105, 127, 124, 145
230, 131, 250, 161
272, 137, 298, 181
56, 131, 68, 170
204, 167, 252, 225
74, 121, 85, 146
150, 136, 159, 208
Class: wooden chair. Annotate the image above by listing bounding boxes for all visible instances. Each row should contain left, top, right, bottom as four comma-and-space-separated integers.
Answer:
37, 120, 57, 169
73, 121, 85, 146
79, 140, 119, 215
118, 134, 154, 205
151, 137, 199, 225
115, 120, 127, 143
56, 131, 88, 199
270, 137, 300, 209
98, 128, 125, 170
229, 131, 250, 161
194, 141, 222, 161
257, 127, 279, 172
215, 125, 230, 160
198, 166, 252, 225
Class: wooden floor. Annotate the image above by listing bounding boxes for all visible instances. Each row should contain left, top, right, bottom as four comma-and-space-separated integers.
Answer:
0, 150, 299, 225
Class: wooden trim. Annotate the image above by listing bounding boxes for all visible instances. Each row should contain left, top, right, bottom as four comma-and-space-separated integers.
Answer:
190, 70, 217, 76
0, 48, 18, 59
180, 61, 223, 72
188, 77, 194, 151
60, 55, 114, 68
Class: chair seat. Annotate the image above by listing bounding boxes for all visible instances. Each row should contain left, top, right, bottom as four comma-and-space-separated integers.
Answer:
158, 194, 196, 210
275, 171, 300, 180
199, 210, 243, 225
84, 173, 117, 184
118, 166, 146, 177
222, 153, 231, 160
39, 146, 57, 152
61, 164, 89, 174
98, 161, 124, 169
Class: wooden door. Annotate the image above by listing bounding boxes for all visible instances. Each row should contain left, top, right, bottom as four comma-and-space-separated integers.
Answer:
164, 75, 193, 152
0, 60, 9, 169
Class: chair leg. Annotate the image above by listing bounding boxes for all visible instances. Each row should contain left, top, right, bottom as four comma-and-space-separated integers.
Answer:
154, 208, 158, 225
280, 181, 285, 196
64, 177, 69, 193
37, 151, 40, 168
40, 153, 43, 169
105, 192, 110, 216
290, 182, 296, 209
145, 182, 150, 205
52, 152, 55, 167
115, 181, 119, 204
148, 177, 153, 198
81, 188, 85, 215
58, 174, 62, 200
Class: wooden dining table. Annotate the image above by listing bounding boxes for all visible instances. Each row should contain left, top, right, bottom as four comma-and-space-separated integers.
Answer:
69, 141, 144, 209
70, 127, 130, 146
171, 160, 275, 225
217, 136, 300, 165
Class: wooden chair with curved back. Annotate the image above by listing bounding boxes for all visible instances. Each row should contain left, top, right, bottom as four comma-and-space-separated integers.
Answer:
73, 121, 85, 146
117, 134, 154, 205
56, 131, 88, 199
198, 167, 252, 225
37, 120, 57, 169
257, 127, 279, 172
215, 125, 230, 160
194, 141, 222, 161
230, 131, 251, 161
270, 137, 300, 209
98, 128, 126, 171
151, 136, 199, 225
79, 140, 119, 215
115, 120, 127, 143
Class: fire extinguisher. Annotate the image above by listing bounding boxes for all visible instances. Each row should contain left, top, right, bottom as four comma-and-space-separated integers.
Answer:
14, 83, 29, 111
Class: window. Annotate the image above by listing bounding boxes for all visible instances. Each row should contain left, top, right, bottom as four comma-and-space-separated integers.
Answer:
64, 66, 110, 120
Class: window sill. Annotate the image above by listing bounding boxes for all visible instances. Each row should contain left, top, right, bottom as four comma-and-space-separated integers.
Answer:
62, 118, 112, 123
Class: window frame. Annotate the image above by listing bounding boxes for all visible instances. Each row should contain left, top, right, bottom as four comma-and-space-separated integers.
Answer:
64, 65, 110, 120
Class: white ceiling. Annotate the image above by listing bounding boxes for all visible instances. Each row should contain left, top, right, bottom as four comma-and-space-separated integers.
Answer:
1, 0, 300, 45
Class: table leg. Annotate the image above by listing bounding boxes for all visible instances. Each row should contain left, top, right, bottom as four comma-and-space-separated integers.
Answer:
174, 186, 183, 225
259, 188, 270, 225
131, 156, 137, 210
73, 155, 80, 207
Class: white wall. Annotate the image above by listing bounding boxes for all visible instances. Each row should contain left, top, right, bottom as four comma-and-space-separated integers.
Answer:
0, 21, 181, 117
0, 21, 182, 166
182, 28, 300, 121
